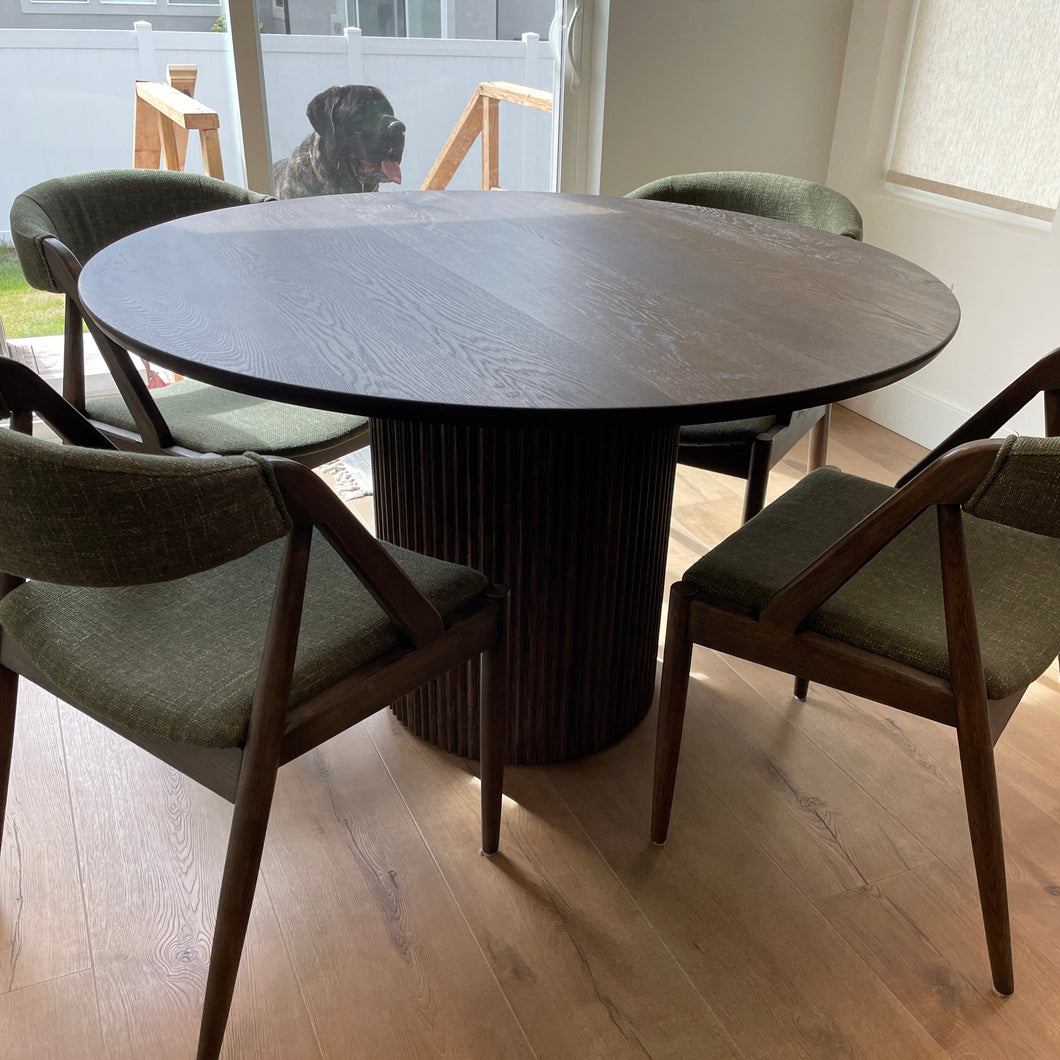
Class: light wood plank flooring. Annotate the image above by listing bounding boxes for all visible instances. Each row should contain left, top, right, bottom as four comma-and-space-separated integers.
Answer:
4, 405, 1060, 1058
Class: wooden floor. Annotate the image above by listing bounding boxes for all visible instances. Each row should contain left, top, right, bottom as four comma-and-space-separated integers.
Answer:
4, 405, 1060, 1058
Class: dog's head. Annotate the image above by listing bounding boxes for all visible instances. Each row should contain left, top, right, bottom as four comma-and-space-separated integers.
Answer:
307, 85, 405, 188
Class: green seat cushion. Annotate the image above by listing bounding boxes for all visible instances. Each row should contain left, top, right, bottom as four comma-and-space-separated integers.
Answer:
0, 534, 486, 748
684, 468, 1060, 699
680, 416, 778, 445
87, 378, 368, 458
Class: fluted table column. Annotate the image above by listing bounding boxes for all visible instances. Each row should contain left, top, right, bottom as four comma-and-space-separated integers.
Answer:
373, 418, 680, 764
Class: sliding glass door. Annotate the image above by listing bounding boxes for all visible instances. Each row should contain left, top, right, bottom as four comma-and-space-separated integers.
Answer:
223, 0, 602, 196
257, 0, 558, 198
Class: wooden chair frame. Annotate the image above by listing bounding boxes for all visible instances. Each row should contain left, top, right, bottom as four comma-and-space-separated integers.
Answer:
43, 237, 367, 465
0, 360, 509, 1059
679, 404, 830, 523
654, 346, 1060, 996
630, 172, 861, 523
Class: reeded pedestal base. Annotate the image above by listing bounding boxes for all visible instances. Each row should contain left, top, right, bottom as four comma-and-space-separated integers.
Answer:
372, 419, 679, 764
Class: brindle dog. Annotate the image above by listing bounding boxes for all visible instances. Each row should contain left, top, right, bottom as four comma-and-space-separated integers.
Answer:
273, 85, 405, 198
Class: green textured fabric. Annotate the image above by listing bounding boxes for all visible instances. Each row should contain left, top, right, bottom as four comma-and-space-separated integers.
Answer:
10, 170, 272, 293
965, 435, 1060, 538
9, 171, 363, 459
0, 534, 486, 747
680, 415, 777, 445
88, 379, 369, 458
626, 171, 864, 240
0, 428, 290, 586
684, 467, 1060, 700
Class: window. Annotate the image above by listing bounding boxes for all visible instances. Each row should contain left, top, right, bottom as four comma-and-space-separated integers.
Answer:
353, 0, 405, 37
887, 0, 1060, 221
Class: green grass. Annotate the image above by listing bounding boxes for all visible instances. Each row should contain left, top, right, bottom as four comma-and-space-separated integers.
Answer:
0, 244, 66, 339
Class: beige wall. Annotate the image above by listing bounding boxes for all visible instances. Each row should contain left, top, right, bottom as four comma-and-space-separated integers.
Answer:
827, 0, 1060, 446
595, 0, 854, 196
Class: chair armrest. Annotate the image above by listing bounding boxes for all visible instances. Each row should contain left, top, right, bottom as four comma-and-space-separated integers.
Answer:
897, 347, 1060, 486
0, 358, 117, 449
267, 458, 445, 646
44, 238, 174, 450
760, 440, 1002, 631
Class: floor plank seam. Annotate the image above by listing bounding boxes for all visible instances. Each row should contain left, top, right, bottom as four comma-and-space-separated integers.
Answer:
674, 657, 966, 1051
711, 648, 947, 861
541, 764, 750, 1060
258, 872, 326, 1060
364, 723, 540, 1060
48, 693, 103, 1035
4, 816, 24, 994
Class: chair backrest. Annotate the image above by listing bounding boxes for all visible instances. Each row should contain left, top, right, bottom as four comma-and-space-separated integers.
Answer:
10, 169, 273, 293
0, 427, 291, 587
0, 357, 445, 645
626, 171, 863, 240
964, 434, 1060, 538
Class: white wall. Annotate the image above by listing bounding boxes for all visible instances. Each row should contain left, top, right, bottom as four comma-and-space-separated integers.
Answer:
594, 0, 854, 196
827, 0, 1060, 445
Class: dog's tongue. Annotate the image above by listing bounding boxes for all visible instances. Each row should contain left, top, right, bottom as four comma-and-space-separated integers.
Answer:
380, 159, 402, 185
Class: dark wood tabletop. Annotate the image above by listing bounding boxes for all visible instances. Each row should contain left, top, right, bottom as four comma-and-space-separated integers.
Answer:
77, 191, 962, 764
78, 191, 959, 427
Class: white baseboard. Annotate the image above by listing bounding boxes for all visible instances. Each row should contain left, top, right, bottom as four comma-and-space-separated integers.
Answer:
840, 379, 975, 449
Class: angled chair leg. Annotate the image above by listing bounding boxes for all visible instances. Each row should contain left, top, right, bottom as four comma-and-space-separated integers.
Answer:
195, 757, 282, 1060
0, 665, 18, 861
652, 583, 698, 844
808, 405, 831, 471
955, 708, 1013, 995
792, 410, 831, 701
742, 438, 773, 523
479, 587, 510, 856
197, 528, 310, 1059
937, 503, 1013, 994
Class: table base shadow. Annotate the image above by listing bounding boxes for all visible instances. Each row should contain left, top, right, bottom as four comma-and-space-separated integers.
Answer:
372, 419, 680, 765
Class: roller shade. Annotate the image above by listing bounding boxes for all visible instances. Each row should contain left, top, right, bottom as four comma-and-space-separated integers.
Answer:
887, 0, 1060, 222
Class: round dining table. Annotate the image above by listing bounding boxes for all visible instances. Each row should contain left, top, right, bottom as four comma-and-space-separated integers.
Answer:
78, 190, 960, 763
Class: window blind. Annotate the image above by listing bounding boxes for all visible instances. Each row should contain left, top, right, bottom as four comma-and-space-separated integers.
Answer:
887, 0, 1060, 222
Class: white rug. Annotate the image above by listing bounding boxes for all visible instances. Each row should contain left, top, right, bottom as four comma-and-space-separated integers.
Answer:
321, 447, 374, 500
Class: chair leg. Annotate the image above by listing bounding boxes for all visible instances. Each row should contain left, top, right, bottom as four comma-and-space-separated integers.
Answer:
652, 583, 698, 844
479, 587, 509, 856
0, 666, 18, 862
937, 504, 1012, 993
792, 676, 809, 700
741, 438, 773, 523
955, 709, 1013, 995
807, 405, 831, 471
195, 760, 281, 1060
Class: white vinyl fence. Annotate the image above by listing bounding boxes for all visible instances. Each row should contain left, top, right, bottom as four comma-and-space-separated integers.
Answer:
0, 24, 556, 240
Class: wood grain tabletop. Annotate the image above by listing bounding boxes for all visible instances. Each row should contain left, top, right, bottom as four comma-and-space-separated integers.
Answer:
79, 191, 960, 427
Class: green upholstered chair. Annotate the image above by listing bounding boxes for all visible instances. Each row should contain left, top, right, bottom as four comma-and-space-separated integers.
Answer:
10, 169, 370, 464
652, 347, 1060, 996
0, 356, 508, 1060
627, 172, 864, 522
